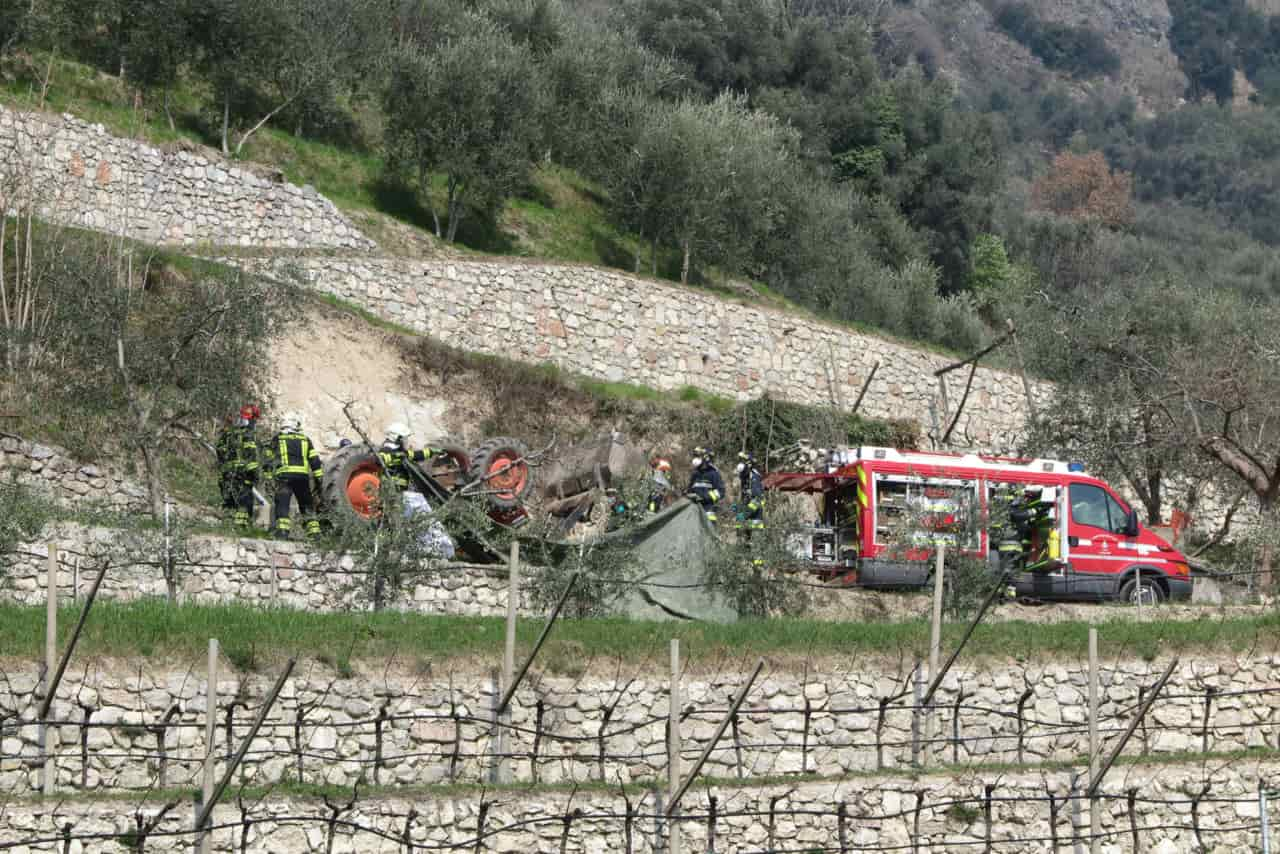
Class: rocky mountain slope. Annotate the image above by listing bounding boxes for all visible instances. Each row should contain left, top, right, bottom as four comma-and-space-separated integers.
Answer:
896, 0, 1186, 114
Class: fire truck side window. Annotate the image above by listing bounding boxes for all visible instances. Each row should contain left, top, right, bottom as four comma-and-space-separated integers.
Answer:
1070, 484, 1127, 534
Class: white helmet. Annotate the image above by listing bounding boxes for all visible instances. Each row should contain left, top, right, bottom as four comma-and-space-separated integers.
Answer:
385, 421, 411, 445
280, 412, 302, 432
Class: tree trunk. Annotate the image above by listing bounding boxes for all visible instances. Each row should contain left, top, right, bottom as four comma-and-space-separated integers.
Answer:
162, 87, 175, 133
633, 228, 643, 274
140, 441, 165, 521
650, 236, 658, 276
221, 93, 230, 156
1261, 496, 1276, 591
445, 177, 462, 243
680, 238, 691, 284
1144, 469, 1162, 526
446, 202, 460, 243
421, 168, 442, 238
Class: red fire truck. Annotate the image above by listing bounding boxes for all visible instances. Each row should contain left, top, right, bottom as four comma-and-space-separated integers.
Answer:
764, 446, 1192, 604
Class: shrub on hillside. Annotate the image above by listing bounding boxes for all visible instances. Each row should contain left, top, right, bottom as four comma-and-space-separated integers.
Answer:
995, 3, 1120, 79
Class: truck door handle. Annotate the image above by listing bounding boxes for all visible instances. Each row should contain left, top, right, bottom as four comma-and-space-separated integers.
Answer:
1068, 536, 1079, 547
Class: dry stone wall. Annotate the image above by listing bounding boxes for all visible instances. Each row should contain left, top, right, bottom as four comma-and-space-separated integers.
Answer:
1, 759, 1277, 852
1, 654, 1276, 794
0, 434, 149, 512
0, 104, 372, 249
250, 256, 1048, 451
4, 527, 525, 617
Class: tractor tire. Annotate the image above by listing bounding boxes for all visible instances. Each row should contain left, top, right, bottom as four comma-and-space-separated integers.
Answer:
469, 437, 533, 509
427, 440, 472, 491
321, 443, 384, 523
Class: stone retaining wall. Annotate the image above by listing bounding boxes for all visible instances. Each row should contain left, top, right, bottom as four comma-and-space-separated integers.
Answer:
1, 653, 1275, 794
3, 527, 524, 617
0, 104, 372, 250
248, 256, 1050, 451
0, 434, 149, 512
0, 720, 1274, 852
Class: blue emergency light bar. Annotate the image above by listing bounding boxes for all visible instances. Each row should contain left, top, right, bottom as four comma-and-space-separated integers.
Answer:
1068, 461, 1085, 472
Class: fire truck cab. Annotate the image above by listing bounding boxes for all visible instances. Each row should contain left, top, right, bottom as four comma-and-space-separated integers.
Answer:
765, 446, 1192, 604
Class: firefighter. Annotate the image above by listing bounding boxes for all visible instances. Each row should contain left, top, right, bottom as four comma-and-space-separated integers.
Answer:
1010, 486, 1054, 571
270, 412, 324, 540
990, 485, 1025, 573
377, 422, 436, 490
378, 422, 455, 559
215, 405, 260, 529
735, 451, 765, 538
647, 456, 673, 513
686, 446, 725, 523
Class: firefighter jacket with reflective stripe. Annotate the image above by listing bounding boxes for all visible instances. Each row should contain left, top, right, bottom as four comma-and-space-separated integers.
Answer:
688, 463, 725, 508
216, 426, 259, 478
273, 432, 323, 479
378, 444, 431, 491
739, 467, 763, 507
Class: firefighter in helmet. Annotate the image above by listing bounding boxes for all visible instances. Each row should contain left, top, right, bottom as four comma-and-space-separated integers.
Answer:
379, 422, 455, 558
991, 484, 1025, 573
270, 412, 323, 539
735, 451, 765, 539
1009, 486, 1054, 571
377, 422, 438, 491
216, 404, 260, 529
686, 446, 725, 523
647, 456, 673, 513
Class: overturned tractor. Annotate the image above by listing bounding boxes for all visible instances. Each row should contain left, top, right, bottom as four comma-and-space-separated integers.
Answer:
321, 436, 536, 558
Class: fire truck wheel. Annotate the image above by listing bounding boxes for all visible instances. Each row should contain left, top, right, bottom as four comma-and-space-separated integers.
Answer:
1119, 575, 1165, 606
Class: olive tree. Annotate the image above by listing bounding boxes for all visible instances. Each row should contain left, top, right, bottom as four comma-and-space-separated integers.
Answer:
384, 18, 547, 242
37, 241, 286, 519
193, 0, 387, 155
603, 93, 797, 283
1035, 274, 1280, 584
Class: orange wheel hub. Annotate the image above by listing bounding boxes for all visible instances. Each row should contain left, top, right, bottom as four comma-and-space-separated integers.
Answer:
486, 454, 528, 500
346, 463, 382, 518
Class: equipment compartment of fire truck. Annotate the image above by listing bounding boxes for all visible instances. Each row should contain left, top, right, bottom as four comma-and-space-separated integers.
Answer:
765, 446, 1193, 604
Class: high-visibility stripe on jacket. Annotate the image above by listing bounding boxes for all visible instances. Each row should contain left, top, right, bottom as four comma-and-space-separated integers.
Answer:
216, 426, 259, 475
274, 432, 322, 478
688, 463, 725, 507
378, 445, 430, 490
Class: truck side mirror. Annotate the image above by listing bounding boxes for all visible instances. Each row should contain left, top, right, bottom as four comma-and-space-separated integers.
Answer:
1124, 507, 1140, 537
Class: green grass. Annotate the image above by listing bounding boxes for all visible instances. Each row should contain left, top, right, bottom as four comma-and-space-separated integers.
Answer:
0, 600, 1274, 669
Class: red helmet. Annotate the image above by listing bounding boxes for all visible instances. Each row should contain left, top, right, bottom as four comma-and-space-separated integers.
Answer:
240, 404, 261, 421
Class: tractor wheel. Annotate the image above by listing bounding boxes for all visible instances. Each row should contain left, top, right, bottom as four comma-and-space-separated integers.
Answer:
428, 441, 472, 492
469, 437, 533, 509
321, 443, 385, 523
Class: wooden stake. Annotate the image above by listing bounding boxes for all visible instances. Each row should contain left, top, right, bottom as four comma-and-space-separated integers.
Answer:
667, 659, 764, 815
668, 639, 681, 854
199, 639, 219, 854
928, 545, 945, 763
498, 541, 519, 784
1088, 626, 1100, 854
193, 659, 296, 836
42, 545, 56, 796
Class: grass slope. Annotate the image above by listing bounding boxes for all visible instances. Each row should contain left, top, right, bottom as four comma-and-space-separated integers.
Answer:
0, 52, 969, 357
0, 600, 1274, 672
0, 55, 695, 280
